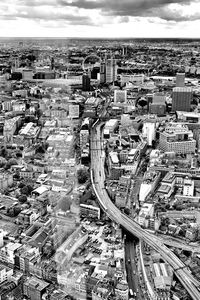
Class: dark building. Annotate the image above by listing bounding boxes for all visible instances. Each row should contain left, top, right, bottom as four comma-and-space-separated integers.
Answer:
100, 62, 106, 84
11, 72, 22, 80
82, 73, 91, 91
172, 87, 193, 112
91, 66, 99, 80
34, 72, 55, 80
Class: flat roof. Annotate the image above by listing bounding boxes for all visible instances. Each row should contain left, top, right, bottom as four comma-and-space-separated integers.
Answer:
33, 185, 49, 195
173, 87, 193, 92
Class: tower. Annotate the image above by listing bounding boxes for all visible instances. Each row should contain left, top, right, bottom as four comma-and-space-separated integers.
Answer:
176, 73, 185, 87
105, 58, 118, 83
82, 73, 91, 92
100, 62, 106, 84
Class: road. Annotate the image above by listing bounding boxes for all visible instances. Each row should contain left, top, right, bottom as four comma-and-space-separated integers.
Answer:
156, 233, 200, 253
125, 234, 143, 299
90, 122, 200, 300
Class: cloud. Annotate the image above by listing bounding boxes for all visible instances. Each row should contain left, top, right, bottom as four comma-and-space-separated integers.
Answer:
0, 0, 199, 31
0, 3, 94, 25
58, 0, 200, 22
119, 16, 130, 23
16, 0, 57, 6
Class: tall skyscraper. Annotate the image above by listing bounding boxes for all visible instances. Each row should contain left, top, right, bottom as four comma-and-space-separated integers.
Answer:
82, 73, 90, 91
106, 58, 118, 83
172, 87, 192, 112
100, 62, 106, 84
176, 73, 185, 87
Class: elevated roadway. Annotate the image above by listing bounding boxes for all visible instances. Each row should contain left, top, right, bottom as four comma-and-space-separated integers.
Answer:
90, 123, 200, 300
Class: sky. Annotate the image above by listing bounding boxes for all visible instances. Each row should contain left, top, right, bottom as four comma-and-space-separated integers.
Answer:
0, 0, 200, 38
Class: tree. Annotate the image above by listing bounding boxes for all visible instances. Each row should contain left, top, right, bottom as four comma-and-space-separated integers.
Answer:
0, 157, 7, 168
0, 147, 7, 158
58, 196, 71, 212
36, 145, 45, 154
138, 98, 147, 108
13, 173, 20, 180
18, 194, 27, 203
16, 151, 22, 158
77, 168, 89, 184
21, 185, 30, 196
36, 108, 43, 119
6, 158, 18, 169
43, 242, 54, 258
26, 184, 33, 194
18, 182, 25, 189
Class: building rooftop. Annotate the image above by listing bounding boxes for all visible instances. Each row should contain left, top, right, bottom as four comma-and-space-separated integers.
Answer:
157, 184, 171, 194
162, 172, 175, 183
25, 277, 50, 291
173, 87, 193, 92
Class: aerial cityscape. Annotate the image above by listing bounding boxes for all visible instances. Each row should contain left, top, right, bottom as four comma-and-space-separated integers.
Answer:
1, 1, 200, 300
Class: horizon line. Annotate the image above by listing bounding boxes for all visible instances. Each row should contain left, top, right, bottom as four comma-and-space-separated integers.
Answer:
0, 36, 200, 40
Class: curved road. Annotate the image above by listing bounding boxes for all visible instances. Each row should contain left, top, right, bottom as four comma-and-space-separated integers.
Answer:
90, 123, 200, 300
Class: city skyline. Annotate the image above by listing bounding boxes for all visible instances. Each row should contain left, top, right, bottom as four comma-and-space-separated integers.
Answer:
0, 0, 200, 38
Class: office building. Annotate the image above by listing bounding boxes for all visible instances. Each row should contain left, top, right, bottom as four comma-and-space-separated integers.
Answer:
159, 124, 196, 154
172, 87, 193, 112
149, 92, 166, 115
152, 93, 166, 104
106, 58, 117, 83
82, 73, 90, 91
22, 69, 33, 80
176, 73, 185, 87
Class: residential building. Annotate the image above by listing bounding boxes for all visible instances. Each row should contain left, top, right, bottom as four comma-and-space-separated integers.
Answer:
3, 116, 21, 143
80, 204, 100, 219
0, 242, 22, 265
92, 280, 113, 300
115, 280, 129, 300
142, 120, 157, 146
139, 171, 161, 202
138, 203, 154, 227
0, 172, 13, 190
18, 209, 40, 226
183, 177, 194, 197
23, 276, 50, 300
0, 265, 13, 283
55, 226, 88, 265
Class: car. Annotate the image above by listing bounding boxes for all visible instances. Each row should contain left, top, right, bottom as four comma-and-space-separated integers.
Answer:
128, 259, 131, 263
